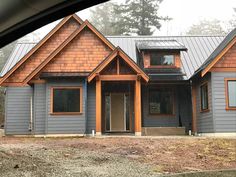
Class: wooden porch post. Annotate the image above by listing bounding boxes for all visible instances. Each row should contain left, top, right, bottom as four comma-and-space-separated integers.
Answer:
135, 78, 142, 136
96, 78, 102, 135
191, 83, 197, 134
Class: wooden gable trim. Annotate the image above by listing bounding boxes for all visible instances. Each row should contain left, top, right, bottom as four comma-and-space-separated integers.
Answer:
23, 22, 87, 84
23, 20, 116, 84
201, 37, 236, 77
88, 47, 149, 82
0, 14, 83, 85
84, 20, 115, 50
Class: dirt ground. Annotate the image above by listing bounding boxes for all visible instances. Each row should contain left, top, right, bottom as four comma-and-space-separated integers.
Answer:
0, 137, 235, 177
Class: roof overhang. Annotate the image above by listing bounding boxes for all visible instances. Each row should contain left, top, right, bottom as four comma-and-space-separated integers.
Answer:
136, 40, 187, 51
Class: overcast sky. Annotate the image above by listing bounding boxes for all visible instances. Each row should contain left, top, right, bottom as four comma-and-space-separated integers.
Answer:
25, 0, 236, 40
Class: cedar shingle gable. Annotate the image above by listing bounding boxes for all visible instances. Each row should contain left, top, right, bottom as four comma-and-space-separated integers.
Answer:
0, 15, 115, 85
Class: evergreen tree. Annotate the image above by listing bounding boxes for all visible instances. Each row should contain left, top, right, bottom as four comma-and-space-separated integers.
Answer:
117, 0, 169, 35
90, 0, 170, 35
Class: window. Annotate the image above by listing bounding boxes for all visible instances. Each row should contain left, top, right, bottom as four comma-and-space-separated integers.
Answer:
200, 83, 208, 111
51, 87, 82, 114
225, 79, 236, 109
149, 88, 174, 115
150, 53, 174, 66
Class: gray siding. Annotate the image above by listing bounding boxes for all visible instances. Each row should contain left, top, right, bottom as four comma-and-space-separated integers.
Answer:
212, 72, 236, 132
46, 79, 86, 134
142, 84, 192, 132
5, 86, 32, 135
196, 73, 214, 133
34, 84, 46, 134
87, 82, 96, 134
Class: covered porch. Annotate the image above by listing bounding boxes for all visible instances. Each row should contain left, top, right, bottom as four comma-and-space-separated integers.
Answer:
88, 47, 149, 135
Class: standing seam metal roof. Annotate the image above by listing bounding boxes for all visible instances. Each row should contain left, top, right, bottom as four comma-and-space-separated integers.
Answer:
0, 36, 224, 79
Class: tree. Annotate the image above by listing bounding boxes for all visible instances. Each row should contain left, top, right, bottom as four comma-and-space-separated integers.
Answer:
117, 0, 170, 35
89, 2, 123, 35
186, 19, 226, 36
90, 0, 170, 35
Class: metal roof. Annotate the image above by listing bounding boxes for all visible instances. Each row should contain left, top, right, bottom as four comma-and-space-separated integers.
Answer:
136, 40, 187, 51
108, 36, 224, 79
0, 36, 224, 79
195, 28, 236, 76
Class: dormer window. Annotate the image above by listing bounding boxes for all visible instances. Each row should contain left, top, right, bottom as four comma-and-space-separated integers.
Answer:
136, 40, 187, 69
150, 53, 175, 66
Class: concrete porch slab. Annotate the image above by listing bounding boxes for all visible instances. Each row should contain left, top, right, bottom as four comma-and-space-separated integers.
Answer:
142, 127, 186, 136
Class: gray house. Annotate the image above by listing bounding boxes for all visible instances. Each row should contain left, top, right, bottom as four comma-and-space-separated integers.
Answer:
191, 28, 236, 135
0, 15, 235, 136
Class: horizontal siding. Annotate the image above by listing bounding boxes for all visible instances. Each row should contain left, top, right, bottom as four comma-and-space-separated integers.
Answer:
142, 84, 192, 132
212, 72, 236, 133
46, 79, 86, 134
195, 73, 214, 133
34, 84, 46, 134
5, 87, 32, 135
87, 82, 96, 134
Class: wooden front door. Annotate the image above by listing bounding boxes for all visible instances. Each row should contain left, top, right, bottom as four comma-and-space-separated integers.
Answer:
105, 93, 130, 132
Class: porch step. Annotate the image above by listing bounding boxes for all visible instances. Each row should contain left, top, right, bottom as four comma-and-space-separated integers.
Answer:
142, 127, 186, 136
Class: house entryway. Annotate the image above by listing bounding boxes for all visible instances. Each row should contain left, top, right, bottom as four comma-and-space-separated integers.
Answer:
103, 82, 133, 133
104, 93, 130, 132
87, 48, 149, 136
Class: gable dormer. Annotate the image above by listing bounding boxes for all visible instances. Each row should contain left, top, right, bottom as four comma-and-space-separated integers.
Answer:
136, 40, 187, 70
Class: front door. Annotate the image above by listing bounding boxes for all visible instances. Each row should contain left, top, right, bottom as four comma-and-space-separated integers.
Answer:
105, 93, 130, 132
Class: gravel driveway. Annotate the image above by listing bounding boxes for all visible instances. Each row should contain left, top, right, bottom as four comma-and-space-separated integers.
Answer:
0, 137, 235, 177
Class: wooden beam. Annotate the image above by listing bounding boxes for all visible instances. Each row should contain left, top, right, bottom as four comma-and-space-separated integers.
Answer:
96, 79, 102, 135
134, 79, 142, 135
1, 82, 27, 87
209, 68, 236, 72
28, 79, 46, 84
100, 75, 137, 81
117, 58, 120, 75
191, 83, 197, 134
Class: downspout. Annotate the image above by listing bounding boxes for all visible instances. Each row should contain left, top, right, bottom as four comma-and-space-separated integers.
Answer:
190, 79, 197, 135
29, 85, 34, 132
84, 78, 88, 136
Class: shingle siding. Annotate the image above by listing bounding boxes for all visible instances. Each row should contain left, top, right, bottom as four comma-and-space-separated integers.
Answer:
196, 73, 214, 133
212, 72, 236, 133
5, 86, 32, 135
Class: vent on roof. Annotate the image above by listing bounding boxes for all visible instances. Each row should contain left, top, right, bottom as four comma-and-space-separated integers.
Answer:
136, 40, 187, 51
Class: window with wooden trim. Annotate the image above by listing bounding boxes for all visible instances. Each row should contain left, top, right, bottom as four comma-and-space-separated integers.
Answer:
225, 79, 236, 109
149, 88, 174, 115
51, 87, 82, 114
150, 53, 175, 66
200, 83, 208, 111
